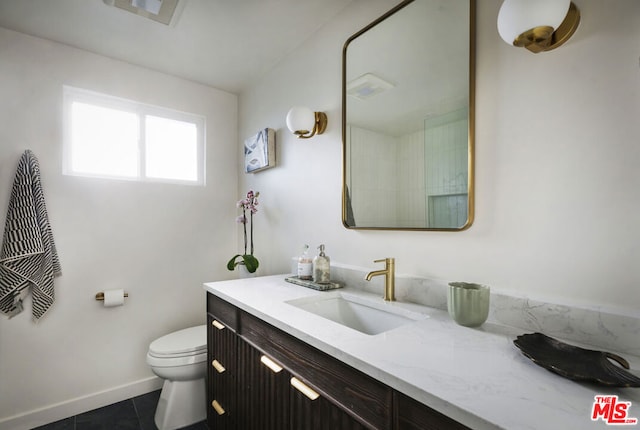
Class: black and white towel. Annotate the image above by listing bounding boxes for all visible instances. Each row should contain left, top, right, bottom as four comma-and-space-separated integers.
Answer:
0, 150, 61, 321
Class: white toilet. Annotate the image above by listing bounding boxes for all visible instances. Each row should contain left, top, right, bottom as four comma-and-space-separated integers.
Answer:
146, 325, 207, 430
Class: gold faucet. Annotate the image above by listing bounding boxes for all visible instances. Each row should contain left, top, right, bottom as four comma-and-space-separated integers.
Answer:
365, 258, 395, 301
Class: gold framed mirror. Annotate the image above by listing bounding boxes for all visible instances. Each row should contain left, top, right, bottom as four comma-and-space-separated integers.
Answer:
342, 0, 475, 230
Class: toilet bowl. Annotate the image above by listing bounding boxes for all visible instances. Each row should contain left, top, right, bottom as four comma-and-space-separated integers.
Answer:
146, 325, 207, 430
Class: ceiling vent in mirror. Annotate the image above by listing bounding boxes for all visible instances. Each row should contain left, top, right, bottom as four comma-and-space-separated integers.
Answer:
103, 0, 180, 25
347, 73, 395, 101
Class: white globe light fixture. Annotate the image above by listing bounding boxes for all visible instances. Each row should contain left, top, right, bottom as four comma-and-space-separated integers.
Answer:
286, 106, 328, 139
497, 0, 580, 53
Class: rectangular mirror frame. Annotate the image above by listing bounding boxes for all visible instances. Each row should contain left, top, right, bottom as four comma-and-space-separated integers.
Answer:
341, 0, 476, 231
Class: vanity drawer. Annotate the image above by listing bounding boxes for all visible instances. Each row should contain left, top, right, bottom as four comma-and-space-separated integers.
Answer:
207, 293, 238, 331
239, 310, 393, 430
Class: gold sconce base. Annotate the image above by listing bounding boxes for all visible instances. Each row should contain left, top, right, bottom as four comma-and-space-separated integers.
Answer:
315, 112, 328, 135
514, 2, 580, 53
295, 112, 328, 139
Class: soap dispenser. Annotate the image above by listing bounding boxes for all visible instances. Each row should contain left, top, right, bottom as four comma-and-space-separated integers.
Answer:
313, 244, 331, 284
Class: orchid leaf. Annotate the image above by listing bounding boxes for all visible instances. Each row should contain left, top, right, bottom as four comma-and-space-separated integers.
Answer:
227, 254, 243, 271
227, 254, 260, 273
242, 254, 259, 273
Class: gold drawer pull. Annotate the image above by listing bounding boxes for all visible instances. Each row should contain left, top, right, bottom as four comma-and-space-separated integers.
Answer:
212, 359, 226, 373
290, 377, 319, 401
260, 355, 283, 373
212, 400, 225, 415
212, 320, 225, 330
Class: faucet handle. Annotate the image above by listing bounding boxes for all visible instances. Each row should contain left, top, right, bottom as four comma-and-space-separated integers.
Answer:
373, 258, 394, 266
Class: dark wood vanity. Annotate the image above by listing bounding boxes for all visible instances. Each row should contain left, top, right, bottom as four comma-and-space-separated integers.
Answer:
207, 292, 469, 430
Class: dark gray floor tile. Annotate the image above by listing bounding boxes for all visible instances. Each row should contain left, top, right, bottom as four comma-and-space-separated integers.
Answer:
133, 390, 160, 430
75, 400, 139, 430
32, 417, 75, 430
30, 390, 206, 430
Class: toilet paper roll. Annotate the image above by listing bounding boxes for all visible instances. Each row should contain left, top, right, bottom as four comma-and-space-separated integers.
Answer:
103, 289, 125, 307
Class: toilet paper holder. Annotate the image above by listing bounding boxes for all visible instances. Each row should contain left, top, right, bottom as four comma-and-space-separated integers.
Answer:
95, 291, 129, 301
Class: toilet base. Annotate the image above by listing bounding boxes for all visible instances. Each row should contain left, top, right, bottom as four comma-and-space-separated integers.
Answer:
154, 378, 206, 430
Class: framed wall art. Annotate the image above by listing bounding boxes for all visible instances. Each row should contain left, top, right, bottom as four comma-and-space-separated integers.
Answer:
244, 128, 275, 173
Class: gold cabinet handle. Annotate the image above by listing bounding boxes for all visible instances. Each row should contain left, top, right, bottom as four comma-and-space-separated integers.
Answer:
290, 377, 319, 401
260, 355, 283, 373
212, 359, 226, 373
212, 400, 225, 415
212, 320, 225, 330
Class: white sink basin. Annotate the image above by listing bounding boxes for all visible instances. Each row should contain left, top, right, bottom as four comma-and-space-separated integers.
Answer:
286, 291, 428, 335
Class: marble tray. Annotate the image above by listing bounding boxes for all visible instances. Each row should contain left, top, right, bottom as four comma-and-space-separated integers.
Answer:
284, 276, 343, 291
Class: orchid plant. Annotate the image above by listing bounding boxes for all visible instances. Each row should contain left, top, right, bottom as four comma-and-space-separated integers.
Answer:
227, 190, 260, 273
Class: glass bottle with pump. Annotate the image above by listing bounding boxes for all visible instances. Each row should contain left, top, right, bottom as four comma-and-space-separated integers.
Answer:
313, 244, 330, 284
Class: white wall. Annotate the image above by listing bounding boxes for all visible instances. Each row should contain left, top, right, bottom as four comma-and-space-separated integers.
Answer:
239, 0, 640, 312
0, 28, 238, 426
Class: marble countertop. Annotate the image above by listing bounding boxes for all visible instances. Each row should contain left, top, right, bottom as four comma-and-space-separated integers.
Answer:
203, 275, 640, 430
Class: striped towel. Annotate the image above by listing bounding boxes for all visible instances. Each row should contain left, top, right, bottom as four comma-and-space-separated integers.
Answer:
0, 150, 61, 321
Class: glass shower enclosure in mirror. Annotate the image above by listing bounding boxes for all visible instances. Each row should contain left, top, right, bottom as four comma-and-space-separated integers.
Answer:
342, 0, 475, 230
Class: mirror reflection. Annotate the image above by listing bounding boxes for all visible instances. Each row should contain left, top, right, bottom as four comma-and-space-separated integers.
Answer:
342, 0, 475, 230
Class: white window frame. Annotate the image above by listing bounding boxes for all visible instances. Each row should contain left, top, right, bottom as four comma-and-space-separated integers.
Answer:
63, 85, 206, 186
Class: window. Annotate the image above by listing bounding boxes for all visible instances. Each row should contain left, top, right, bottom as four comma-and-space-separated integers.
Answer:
63, 86, 205, 185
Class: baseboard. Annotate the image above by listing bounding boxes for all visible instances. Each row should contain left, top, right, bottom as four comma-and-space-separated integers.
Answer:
0, 376, 164, 430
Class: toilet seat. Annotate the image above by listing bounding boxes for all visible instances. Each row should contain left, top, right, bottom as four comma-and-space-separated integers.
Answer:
147, 325, 207, 367
147, 350, 207, 367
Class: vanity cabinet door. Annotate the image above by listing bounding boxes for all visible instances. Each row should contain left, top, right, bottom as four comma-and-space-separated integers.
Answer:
289, 377, 370, 430
394, 392, 470, 430
237, 338, 290, 430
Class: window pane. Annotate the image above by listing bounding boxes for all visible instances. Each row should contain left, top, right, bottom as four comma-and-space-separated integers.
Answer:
145, 115, 198, 182
70, 102, 139, 177
64, 86, 205, 185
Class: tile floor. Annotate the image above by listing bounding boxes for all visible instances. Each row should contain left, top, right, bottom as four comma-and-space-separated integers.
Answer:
32, 390, 208, 430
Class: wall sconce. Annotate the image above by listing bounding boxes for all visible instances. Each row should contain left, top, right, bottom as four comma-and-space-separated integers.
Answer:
497, 0, 580, 53
285, 106, 328, 139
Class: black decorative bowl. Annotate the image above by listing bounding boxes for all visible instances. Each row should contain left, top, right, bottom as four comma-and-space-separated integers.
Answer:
513, 332, 640, 387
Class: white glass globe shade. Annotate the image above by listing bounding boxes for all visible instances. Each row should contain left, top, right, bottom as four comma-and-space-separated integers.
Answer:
497, 0, 570, 45
286, 106, 315, 134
